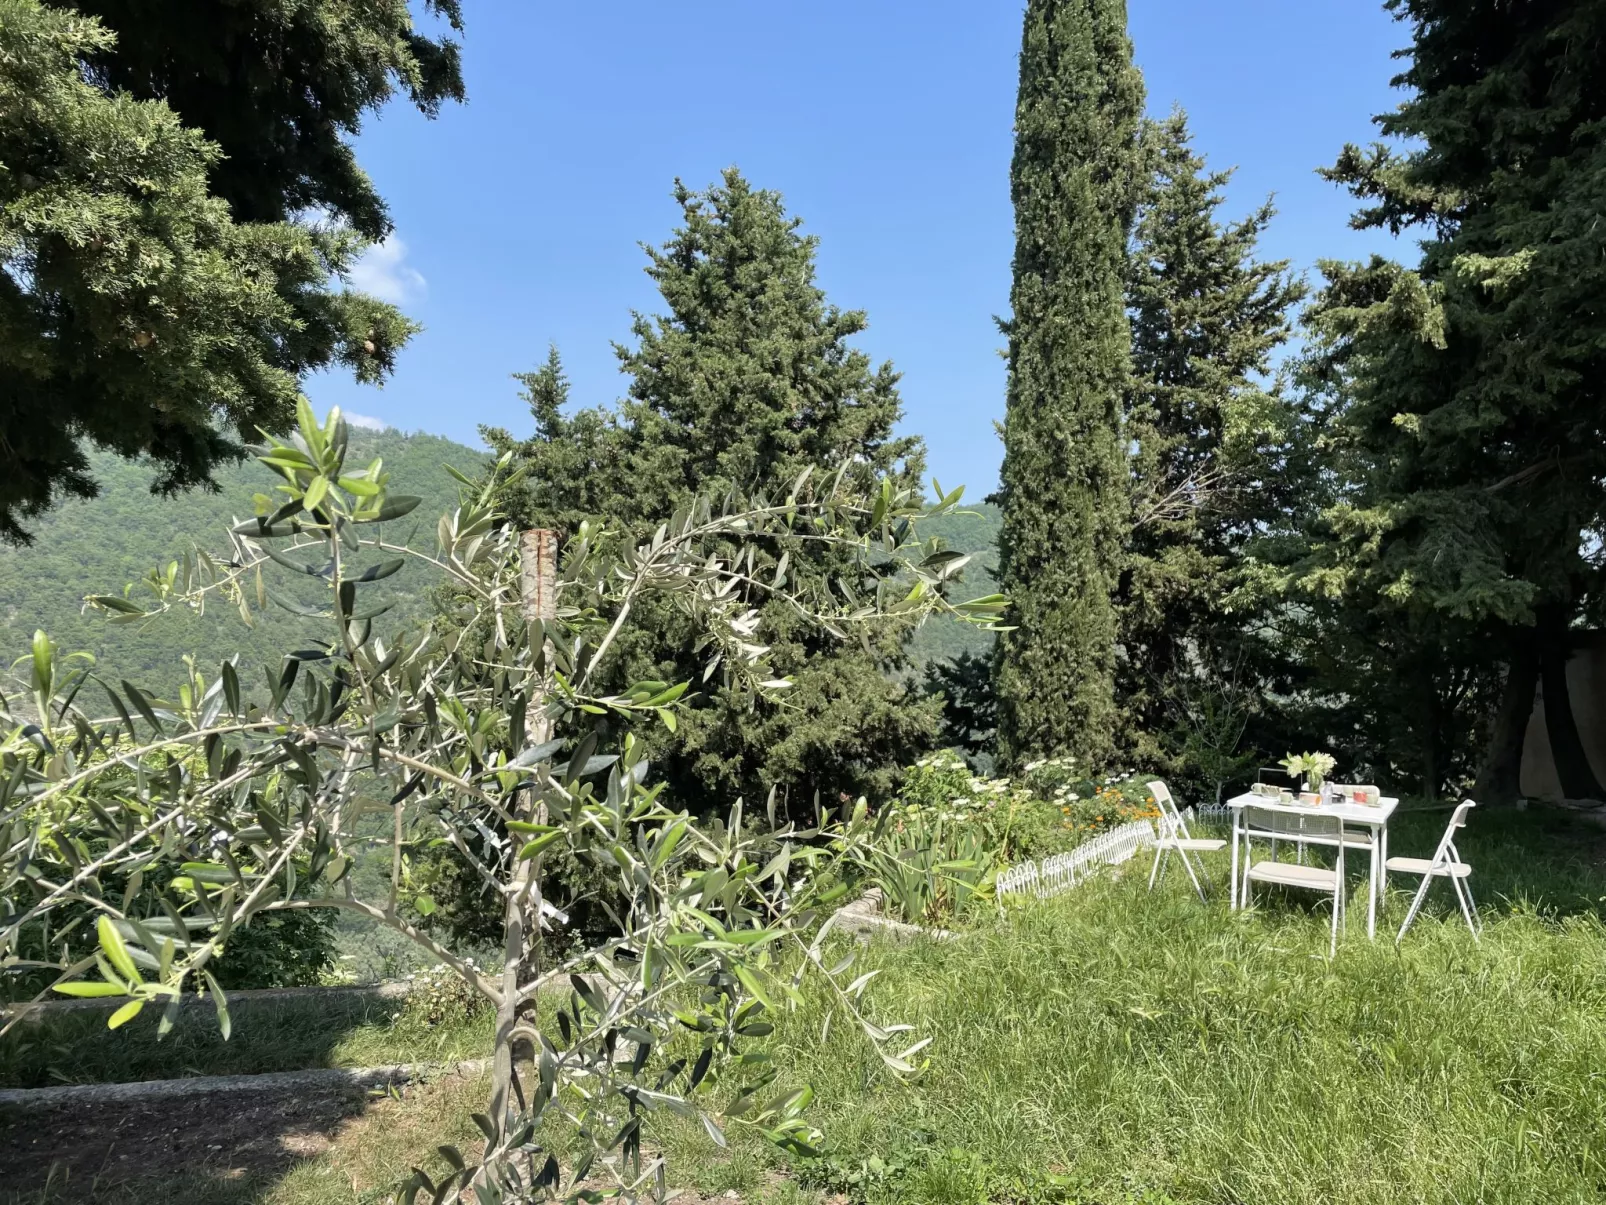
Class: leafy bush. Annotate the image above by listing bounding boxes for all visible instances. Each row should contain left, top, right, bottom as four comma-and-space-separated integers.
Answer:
2, 842, 335, 1000
857, 752, 1165, 927
401, 962, 493, 1029
856, 808, 994, 926
207, 908, 337, 990
895, 751, 1065, 863
890, 751, 1162, 863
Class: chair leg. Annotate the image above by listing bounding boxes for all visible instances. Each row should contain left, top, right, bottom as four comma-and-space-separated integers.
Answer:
1329, 881, 1340, 956
1449, 871, 1479, 942
1446, 842, 1482, 938
1395, 872, 1434, 943
1178, 847, 1207, 903
1148, 842, 1164, 892
1460, 872, 1483, 937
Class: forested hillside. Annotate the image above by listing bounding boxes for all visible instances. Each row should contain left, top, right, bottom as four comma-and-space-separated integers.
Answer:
0, 428, 487, 694
0, 427, 995, 697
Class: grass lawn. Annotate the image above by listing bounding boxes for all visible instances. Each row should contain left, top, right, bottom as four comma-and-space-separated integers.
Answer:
651, 805, 1606, 1205
8, 805, 1606, 1205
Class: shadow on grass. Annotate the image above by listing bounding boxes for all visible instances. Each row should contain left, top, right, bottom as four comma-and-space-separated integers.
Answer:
0, 1078, 372, 1205
0, 988, 490, 1090
1, 990, 495, 1203
1387, 803, 1606, 920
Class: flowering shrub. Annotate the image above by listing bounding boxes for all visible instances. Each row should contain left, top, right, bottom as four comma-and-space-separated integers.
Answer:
401, 961, 493, 1029
895, 751, 1062, 863
1018, 757, 1164, 839
887, 752, 1164, 866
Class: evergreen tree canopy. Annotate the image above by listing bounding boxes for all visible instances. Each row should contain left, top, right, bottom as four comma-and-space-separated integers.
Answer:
57, 0, 464, 240
487, 171, 938, 815
1, 0, 462, 543
1117, 111, 1307, 767
1292, 0, 1606, 800
994, 0, 1144, 770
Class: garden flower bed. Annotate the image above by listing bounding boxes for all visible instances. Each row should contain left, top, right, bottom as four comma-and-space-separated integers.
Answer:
854, 752, 1167, 926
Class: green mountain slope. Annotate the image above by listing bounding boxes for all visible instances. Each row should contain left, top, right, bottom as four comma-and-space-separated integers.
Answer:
0, 429, 488, 693
906, 502, 1002, 671
0, 434, 996, 696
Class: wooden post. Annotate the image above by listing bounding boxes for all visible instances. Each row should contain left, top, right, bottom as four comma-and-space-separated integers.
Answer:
519, 528, 558, 635
489, 529, 558, 1133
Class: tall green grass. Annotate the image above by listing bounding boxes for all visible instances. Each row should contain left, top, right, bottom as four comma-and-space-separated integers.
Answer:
11, 806, 1606, 1205
657, 806, 1606, 1204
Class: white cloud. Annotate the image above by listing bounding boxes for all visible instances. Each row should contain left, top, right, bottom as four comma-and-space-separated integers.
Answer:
347, 235, 426, 304
343, 411, 390, 431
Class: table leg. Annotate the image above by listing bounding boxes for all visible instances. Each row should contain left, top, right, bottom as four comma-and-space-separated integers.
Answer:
1367, 823, 1377, 940
1229, 811, 1241, 911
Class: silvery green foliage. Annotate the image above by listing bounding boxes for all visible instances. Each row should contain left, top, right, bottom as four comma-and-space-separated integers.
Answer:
0, 403, 1003, 1202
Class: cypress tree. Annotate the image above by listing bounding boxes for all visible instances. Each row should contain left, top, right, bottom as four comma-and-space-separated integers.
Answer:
1117, 112, 1306, 767
994, 0, 1144, 769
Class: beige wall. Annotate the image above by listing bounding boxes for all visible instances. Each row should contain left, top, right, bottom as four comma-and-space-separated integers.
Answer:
1521, 631, 1606, 801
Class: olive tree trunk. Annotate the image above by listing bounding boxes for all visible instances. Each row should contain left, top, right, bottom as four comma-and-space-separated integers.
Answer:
489, 528, 558, 1129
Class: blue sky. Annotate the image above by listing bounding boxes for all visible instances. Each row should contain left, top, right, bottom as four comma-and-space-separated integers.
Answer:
312, 0, 1410, 496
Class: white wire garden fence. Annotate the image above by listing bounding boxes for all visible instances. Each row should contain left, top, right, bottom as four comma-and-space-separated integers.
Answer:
993, 804, 1233, 903
995, 818, 1158, 902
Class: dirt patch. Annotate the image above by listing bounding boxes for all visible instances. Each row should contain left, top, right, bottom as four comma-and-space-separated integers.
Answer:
0, 1078, 368, 1202
0, 1065, 824, 1205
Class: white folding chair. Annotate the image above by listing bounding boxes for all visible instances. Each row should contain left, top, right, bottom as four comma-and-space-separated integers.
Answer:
1389, 800, 1479, 943
1240, 806, 1347, 955
1147, 780, 1227, 901
1281, 802, 1383, 940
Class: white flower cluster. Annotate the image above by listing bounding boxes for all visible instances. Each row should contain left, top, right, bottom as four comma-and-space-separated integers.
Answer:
1023, 754, 1078, 773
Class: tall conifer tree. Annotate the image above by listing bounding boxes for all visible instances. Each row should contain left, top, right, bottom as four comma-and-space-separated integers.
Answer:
488, 171, 937, 816
1117, 112, 1306, 766
2, 0, 461, 541
1296, 0, 1606, 802
994, 0, 1144, 769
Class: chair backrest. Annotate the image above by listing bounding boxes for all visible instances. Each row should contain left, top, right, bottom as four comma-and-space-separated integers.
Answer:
1430, 799, 1477, 864
1243, 805, 1343, 843
1257, 766, 1298, 790
1148, 780, 1188, 839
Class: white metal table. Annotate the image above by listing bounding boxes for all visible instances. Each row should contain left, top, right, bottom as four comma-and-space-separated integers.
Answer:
1225, 792, 1400, 940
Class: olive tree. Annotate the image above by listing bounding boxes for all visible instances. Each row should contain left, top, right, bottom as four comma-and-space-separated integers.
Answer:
0, 403, 1000, 1201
